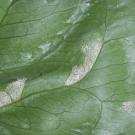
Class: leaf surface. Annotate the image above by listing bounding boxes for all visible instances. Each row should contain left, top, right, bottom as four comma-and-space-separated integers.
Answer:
0, 0, 135, 135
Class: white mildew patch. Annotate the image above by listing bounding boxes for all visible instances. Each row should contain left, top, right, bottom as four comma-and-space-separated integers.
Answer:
6, 78, 26, 101
66, 0, 91, 24
65, 38, 102, 86
122, 101, 135, 112
0, 78, 26, 107
0, 92, 11, 107
38, 42, 51, 54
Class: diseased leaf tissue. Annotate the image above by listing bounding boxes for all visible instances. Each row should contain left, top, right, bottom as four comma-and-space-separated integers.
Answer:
0, 0, 135, 135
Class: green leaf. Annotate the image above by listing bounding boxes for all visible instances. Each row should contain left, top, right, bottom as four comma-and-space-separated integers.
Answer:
0, 0, 135, 135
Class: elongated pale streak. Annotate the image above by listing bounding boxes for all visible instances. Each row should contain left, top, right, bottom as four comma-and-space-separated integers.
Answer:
65, 38, 102, 86
0, 79, 26, 107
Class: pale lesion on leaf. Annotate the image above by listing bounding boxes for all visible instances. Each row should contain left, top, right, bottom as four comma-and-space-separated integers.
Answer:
65, 38, 102, 86
121, 101, 135, 112
0, 78, 26, 107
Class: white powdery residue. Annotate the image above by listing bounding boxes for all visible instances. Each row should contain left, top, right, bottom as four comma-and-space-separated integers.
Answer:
66, 0, 91, 24
0, 78, 26, 107
0, 92, 11, 107
80, 1, 90, 13
66, 10, 80, 24
122, 101, 135, 112
6, 78, 26, 101
38, 42, 51, 54
65, 38, 102, 86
